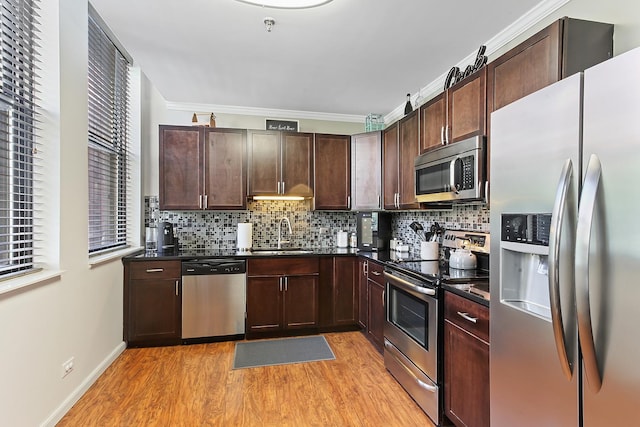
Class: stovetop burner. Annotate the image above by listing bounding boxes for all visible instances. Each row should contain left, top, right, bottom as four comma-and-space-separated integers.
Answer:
388, 259, 489, 284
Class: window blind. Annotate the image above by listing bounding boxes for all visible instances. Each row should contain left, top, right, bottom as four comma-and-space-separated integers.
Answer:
0, 0, 40, 275
88, 11, 130, 254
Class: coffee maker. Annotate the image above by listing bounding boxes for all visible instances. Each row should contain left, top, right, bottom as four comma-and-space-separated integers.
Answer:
157, 221, 177, 254
356, 212, 391, 251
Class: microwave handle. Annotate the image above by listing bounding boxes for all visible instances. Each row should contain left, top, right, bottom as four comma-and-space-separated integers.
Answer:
449, 158, 461, 193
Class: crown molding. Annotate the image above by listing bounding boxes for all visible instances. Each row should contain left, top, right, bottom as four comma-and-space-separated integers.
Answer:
165, 101, 365, 124
384, 0, 570, 124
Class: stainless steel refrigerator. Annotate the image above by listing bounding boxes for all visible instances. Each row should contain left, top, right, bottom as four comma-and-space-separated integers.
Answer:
489, 46, 640, 426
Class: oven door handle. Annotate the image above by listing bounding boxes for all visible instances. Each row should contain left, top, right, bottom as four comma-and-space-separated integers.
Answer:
384, 341, 438, 392
385, 272, 435, 296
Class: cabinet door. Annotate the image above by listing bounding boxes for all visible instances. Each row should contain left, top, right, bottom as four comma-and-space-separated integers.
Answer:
444, 321, 490, 427
420, 93, 446, 153
333, 256, 358, 326
248, 130, 280, 195
487, 20, 561, 115
367, 279, 385, 352
448, 67, 487, 143
382, 123, 399, 210
284, 275, 318, 329
204, 128, 246, 209
314, 134, 350, 210
282, 132, 313, 197
351, 131, 382, 210
358, 259, 368, 329
246, 276, 283, 333
128, 278, 181, 345
159, 126, 203, 210
398, 111, 420, 209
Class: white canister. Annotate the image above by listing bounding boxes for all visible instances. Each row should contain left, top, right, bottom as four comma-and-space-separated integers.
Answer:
420, 241, 439, 260
336, 230, 348, 248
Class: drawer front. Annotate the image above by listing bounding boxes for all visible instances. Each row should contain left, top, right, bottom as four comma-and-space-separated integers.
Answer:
445, 291, 489, 343
248, 257, 319, 276
367, 260, 385, 286
129, 261, 181, 280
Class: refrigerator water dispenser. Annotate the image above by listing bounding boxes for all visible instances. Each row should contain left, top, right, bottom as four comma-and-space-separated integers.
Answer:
500, 243, 550, 320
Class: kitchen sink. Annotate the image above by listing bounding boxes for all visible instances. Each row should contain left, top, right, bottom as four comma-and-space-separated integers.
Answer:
250, 248, 315, 256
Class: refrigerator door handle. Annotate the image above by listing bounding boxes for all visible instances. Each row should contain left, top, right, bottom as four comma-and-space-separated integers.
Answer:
549, 158, 574, 380
576, 154, 603, 392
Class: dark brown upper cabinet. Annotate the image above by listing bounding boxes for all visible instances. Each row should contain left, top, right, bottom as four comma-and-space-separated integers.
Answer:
487, 17, 613, 117
314, 133, 351, 210
383, 111, 420, 210
420, 67, 487, 154
247, 130, 314, 197
159, 126, 246, 210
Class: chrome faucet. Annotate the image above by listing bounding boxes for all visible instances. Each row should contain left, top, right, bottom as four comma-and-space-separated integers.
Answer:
277, 217, 292, 249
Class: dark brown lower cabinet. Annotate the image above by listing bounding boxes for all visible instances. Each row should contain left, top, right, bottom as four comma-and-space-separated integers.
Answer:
357, 258, 368, 329
319, 256, 359, 329
359, 259, 385, 352
124, 260, 182, 347
367, 279, 385, 351
444, 291, 490, 427
357, 258, 385, 352
246, 257, 319, 338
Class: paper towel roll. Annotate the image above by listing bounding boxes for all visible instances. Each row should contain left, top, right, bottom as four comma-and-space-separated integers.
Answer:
237, 223, 253, 251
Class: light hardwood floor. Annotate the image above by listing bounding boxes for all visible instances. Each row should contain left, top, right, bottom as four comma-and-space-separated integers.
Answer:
57, 332, 434, 426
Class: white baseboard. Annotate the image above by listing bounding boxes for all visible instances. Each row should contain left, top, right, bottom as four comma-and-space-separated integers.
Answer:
40, 341, 127, 427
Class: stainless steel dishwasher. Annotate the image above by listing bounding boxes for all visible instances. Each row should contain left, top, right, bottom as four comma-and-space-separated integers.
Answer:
181, 259, 246, 340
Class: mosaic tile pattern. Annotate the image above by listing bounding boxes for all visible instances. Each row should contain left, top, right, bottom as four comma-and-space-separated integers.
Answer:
145, 196, 489, 252
392, 204, 490, 255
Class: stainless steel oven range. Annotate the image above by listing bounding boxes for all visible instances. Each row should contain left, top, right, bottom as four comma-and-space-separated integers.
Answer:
383, 229, 490, 426
384, 266, 440, 425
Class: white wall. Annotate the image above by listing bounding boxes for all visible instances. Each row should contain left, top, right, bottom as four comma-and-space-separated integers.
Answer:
0, 0, 146, 425
1, 0, 639, 426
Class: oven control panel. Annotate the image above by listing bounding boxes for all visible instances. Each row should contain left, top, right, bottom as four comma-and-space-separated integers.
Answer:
442, 229, 490, 254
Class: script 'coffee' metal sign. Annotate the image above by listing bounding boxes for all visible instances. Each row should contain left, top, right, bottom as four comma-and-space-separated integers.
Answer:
444, 46, 488, 90
266, 119, 299, 132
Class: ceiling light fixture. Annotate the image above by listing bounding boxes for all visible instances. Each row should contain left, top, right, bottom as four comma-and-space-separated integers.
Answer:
236, 0, 333, 9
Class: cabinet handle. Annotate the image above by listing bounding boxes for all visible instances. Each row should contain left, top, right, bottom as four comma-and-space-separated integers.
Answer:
440, 126, 445, 145
445, 126, 450, 144
145, 268, 164, 273
371, 270, 381, 276
377, 195, 381, 209
175, 280, 179, 296
284, 276, 288, 292
199, 195, 203, 209
363, 262, 368, 275
279, 277, 283, 292
347, 195, 351, 209
281, 181, 285, 194
382, 290, 385, 307
203, 194, 208, 209
457, 311, 478, 324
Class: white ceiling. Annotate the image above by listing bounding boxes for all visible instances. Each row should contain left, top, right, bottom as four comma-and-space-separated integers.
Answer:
90, 0, 545, 120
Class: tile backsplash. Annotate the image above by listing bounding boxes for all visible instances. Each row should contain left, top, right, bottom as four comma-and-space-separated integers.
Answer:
146, 196, 489, 252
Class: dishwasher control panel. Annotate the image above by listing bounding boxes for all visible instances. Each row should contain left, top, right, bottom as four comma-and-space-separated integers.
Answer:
182, 259, 246, 275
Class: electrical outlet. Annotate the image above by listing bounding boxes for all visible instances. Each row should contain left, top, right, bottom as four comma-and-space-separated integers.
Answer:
61, 357, 74, 378
319, 227, 328, 234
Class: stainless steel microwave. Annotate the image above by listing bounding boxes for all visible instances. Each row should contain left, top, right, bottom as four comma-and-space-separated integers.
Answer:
414, 136, 487, 203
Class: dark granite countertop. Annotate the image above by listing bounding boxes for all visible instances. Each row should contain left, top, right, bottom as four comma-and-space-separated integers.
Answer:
124, 247, 360, 261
